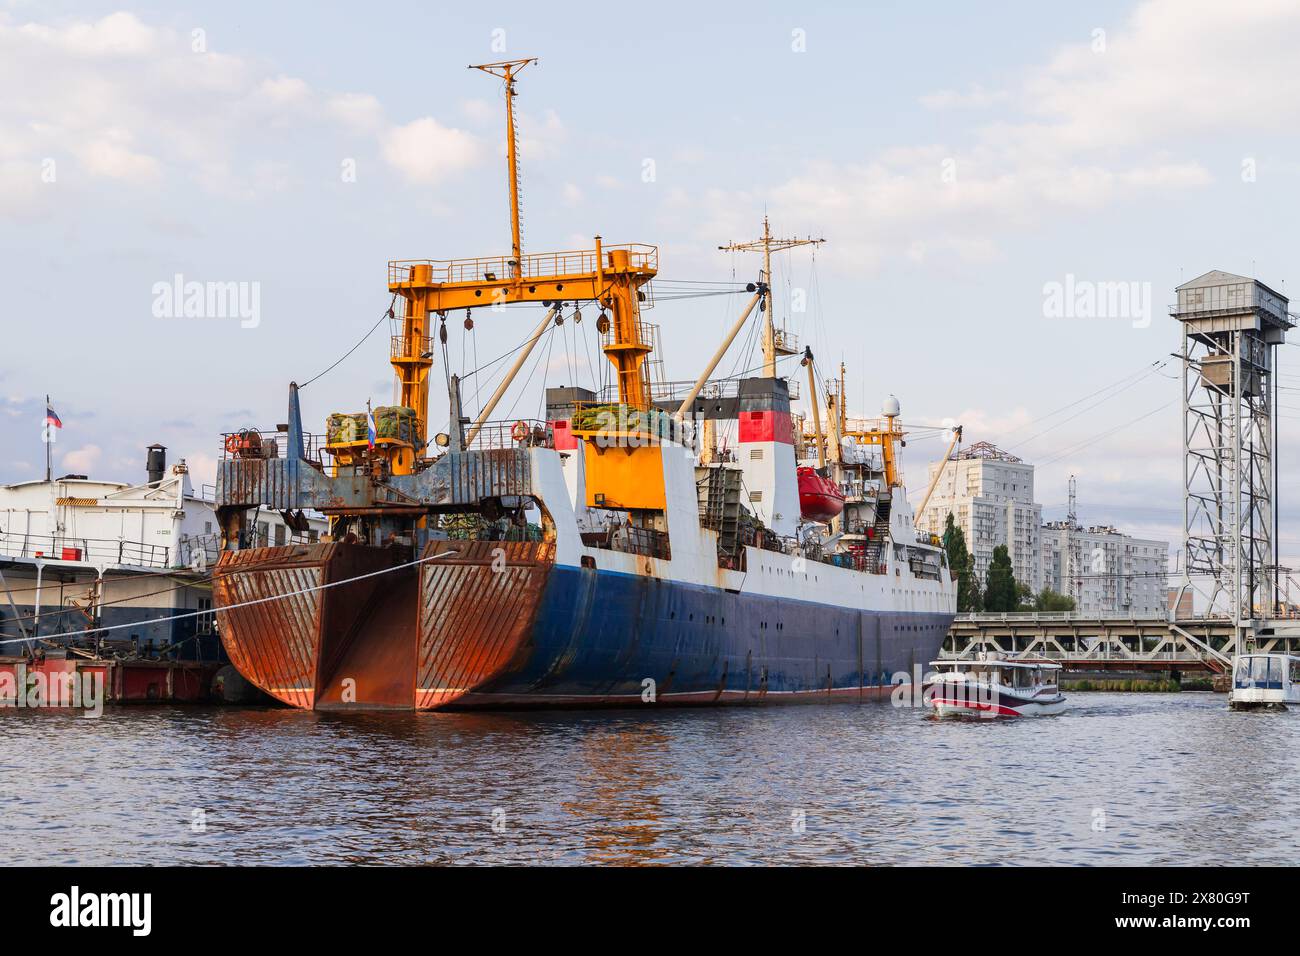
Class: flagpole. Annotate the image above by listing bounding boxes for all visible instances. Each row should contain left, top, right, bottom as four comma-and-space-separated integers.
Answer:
45, 394, 51, 483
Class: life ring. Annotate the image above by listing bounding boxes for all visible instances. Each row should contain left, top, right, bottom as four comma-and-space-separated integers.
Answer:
224, 433, 241, 454
510, 420, 529, 442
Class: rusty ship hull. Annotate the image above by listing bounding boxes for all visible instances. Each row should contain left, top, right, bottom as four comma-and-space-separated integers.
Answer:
212, 535, 950, 711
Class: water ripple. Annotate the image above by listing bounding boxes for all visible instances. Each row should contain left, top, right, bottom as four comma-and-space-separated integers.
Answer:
0, 692, 1290, 865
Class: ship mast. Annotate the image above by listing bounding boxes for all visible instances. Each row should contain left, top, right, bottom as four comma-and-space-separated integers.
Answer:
719, 217, 825, 377
469, 58, 536, 272
389, 56, 660, 445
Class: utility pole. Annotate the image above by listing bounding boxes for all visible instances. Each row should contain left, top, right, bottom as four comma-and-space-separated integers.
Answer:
719, 217, 825, 377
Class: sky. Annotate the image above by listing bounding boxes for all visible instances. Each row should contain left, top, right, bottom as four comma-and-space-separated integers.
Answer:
3, 0, 1300, 569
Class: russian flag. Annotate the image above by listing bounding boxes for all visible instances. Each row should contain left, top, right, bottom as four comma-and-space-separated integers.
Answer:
44, 406, 62, 429
367, 410, 376, 449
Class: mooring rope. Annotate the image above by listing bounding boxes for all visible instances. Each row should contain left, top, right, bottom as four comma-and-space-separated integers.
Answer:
0, 548, 461, 648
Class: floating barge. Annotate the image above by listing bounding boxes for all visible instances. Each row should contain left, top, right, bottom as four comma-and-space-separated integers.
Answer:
0, 655, 220, 706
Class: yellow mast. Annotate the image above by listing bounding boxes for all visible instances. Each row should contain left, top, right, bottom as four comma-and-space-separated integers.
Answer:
838, 362, 847, 434
388, 58, 658, 453
469, 58, 535, 272
802, 349, 825, 468
719, 217, 825, 377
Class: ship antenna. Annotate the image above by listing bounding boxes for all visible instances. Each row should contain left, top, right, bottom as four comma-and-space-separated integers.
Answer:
719, 219, 825, 377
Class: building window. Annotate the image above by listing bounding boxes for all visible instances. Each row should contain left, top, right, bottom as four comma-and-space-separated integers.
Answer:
274, 524, 287, 547
257, 522, 269, 548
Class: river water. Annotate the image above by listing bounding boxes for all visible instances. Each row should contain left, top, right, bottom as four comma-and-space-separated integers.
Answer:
1, 692, 1291, 865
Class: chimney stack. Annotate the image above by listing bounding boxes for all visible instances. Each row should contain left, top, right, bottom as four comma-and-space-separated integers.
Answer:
146, 444, 167, 485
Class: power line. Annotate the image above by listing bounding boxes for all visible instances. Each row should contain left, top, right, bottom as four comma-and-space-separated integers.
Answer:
1038, 401, 1175, 466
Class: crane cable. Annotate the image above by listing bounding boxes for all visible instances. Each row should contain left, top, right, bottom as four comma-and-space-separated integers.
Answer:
299, 294, 399, 390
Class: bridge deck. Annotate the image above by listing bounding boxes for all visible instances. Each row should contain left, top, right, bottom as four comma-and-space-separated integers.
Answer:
945, 614, 1300, 673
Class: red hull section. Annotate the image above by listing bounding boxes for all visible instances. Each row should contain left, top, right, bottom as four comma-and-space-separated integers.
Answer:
797, 467, 845, 523
0, 657, 218, 705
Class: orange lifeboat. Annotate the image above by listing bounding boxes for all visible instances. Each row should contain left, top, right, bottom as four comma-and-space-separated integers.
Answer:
797, 466, 845, 523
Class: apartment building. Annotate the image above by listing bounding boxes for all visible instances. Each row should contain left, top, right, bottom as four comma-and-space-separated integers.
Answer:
917, 441, 1041, 588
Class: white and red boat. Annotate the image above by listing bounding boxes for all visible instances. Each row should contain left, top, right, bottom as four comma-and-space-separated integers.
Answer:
925, 657, 1066, 718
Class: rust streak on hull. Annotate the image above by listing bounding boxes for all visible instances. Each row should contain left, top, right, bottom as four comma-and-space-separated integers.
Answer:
212, 540, 553, 712
416, 540, 554, 710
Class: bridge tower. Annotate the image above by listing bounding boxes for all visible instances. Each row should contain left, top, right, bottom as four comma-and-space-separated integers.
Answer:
1172, 270, 1292, 653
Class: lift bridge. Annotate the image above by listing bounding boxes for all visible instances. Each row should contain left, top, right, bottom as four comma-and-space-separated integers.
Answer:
947, 613, 1300, 675
947, 270, 1296, 675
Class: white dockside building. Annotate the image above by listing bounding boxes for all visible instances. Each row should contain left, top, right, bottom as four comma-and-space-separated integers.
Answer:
0, 445, 325, 655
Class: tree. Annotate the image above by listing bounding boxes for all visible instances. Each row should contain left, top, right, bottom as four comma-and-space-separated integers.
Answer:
984, 544, 1019, 612
1032, 588, 1076, 612
942, 513, 982, 612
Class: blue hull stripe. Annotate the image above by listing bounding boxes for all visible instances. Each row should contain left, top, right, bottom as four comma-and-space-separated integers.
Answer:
480, 565, 952, 701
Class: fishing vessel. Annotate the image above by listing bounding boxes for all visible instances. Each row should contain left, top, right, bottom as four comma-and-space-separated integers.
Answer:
210, 58, 956, 711
925, 657, 1067, 718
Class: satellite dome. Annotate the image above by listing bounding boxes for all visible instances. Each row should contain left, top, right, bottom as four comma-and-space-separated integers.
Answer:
882, 395, 901, 418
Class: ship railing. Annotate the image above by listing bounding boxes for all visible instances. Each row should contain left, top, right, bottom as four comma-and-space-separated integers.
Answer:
0, 530, 173, 569
177, 532, 223, 570
581, 523, 672, 561
597, 318, 658, 352
389, 244, 658, 286
463, 419, 554, 451
956, 611, 1169, 623
772, 327, 800, 355
613, 525, 672, 561
598, 377, 801, 404
391, 334, 432, 361
220, 429, 328, 464
570, 402, 689, 447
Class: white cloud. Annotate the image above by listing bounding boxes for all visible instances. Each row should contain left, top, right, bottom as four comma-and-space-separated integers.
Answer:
184, 452, 218, 490
675, 0, 1300, 271
459, 98, 495, 123
0, 10, 480, 208
60, 444, 102, 474
1024, 0, 1300, 150
381, 117, 481, 184
76, 128, 159, 181
17, 10, 159, 57
919, 85, 1009, 110
518, 108, 565, 160
328, 92, 385, 132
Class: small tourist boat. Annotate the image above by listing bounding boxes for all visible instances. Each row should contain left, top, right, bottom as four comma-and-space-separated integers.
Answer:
925, 657, 1067, 718
1229, 653, 1300, 711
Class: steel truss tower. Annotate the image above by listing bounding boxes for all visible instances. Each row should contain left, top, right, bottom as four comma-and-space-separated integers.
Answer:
1173, 271, 1292, 651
